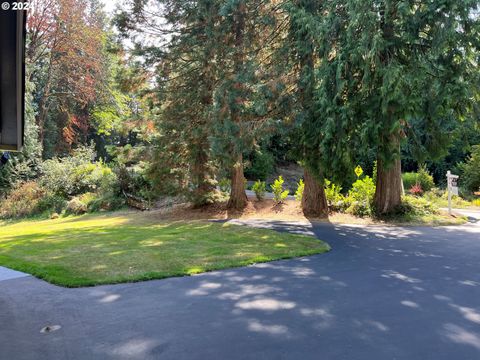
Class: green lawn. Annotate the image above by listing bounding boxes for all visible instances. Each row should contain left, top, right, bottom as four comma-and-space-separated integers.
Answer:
0, 212, 329, 287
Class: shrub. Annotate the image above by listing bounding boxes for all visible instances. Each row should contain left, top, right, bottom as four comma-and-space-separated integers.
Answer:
346, 176, 376, 216
87, 193, 126, 212
36, 193, 67, 215
346, 201, 371, 217
270, 176, 289, 204
65, 198, 88, 215
0, 181, 45, 219
457, 145, 480, 194
40, 145, 118, 197
252, 180, 266, 200
409, 183, 423, 196
417, 165, 435, 192
324, 179, 347, 212
403, 165, 435, 193
295, 179, 304, 202
402, 172, 418, 191
394, 195, 439, 216
324, 179, 344, 204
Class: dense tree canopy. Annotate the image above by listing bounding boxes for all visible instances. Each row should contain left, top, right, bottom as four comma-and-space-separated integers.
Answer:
1, 0, 479, 217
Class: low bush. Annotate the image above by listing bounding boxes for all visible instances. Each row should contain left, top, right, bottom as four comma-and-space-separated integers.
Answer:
324, 180, 345, 206
65, 198, 88, 215
252, 180, 266, 201
36, 193, 67, 215
409, 183, 423, 196
0, 181, 45, 219
270, 176, 289, 204
295, 179, 304, 202
87, 193, 126, 212
403, 165, 435, 193
394, 195, 439, 216
40, 145, 118, 197
346, 176, 375, 216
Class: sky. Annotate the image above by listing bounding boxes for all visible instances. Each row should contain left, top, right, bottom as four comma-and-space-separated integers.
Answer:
101, 0, 120, 15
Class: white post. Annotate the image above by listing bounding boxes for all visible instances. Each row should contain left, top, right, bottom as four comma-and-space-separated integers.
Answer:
447, 171, 452, 215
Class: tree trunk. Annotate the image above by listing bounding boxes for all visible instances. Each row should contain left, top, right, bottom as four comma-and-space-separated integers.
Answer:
228, 154, 248, 210
226, 2, 247, 210
302, 168, 328, 218
191, 142, 215, 208
374, 151, 403, 214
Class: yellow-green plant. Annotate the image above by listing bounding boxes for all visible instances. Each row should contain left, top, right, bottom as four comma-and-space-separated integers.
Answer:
295, 179, 304, 202
271, 176, 289, 204
252, 180, 266, 201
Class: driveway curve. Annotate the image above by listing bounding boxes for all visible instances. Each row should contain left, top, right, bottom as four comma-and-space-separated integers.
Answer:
1, 213, 480, 360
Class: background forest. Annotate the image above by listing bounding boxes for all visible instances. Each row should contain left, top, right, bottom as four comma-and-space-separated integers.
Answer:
0, 0, 479, 221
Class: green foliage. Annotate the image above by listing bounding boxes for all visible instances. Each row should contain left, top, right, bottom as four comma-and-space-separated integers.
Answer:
295, 179, 304, 202
270, 176, 289, 204
394, 196, 439, 217
324, 179, 347, 212
36, 194, 67, 215
218, 178, 231, 194
324, 179, 344, 204
86, 193, 125, 213
403, 165, 435, 194
40, 145, 118, 197
252, 180, 266, 201
457, 145, 480, 194
245, 150, 275, 181
346, 176, 376, 217
313, 0, 479, 204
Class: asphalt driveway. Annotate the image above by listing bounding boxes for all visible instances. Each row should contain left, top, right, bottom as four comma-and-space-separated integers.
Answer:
1, 211, 480, 360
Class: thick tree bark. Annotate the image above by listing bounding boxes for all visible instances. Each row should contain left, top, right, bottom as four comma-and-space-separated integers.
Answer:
302, 168, 328, 218
373, 4, 403, 214
374, 143, 403, 214
228, 154, 248, 209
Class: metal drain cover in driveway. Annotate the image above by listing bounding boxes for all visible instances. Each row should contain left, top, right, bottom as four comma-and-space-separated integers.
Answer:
40, 325, 62, 334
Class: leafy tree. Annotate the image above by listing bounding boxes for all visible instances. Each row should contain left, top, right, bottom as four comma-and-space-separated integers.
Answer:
458, 145, 480, 194
27, 0, 106, 155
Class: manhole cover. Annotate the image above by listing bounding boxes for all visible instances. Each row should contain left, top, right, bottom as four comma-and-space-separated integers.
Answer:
40, 325, 61, 334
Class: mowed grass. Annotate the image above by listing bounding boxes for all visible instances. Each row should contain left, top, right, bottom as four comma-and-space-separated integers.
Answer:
0, 212, 329, 287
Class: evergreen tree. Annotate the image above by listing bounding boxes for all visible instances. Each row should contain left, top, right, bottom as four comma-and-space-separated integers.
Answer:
212, 0, 288, 209
286, 0, 328, 217
317, 0, 479, 213
116, 0, 221, 206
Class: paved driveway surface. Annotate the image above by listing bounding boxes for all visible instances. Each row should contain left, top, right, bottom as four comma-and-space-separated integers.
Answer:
1, 211, 479, 360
